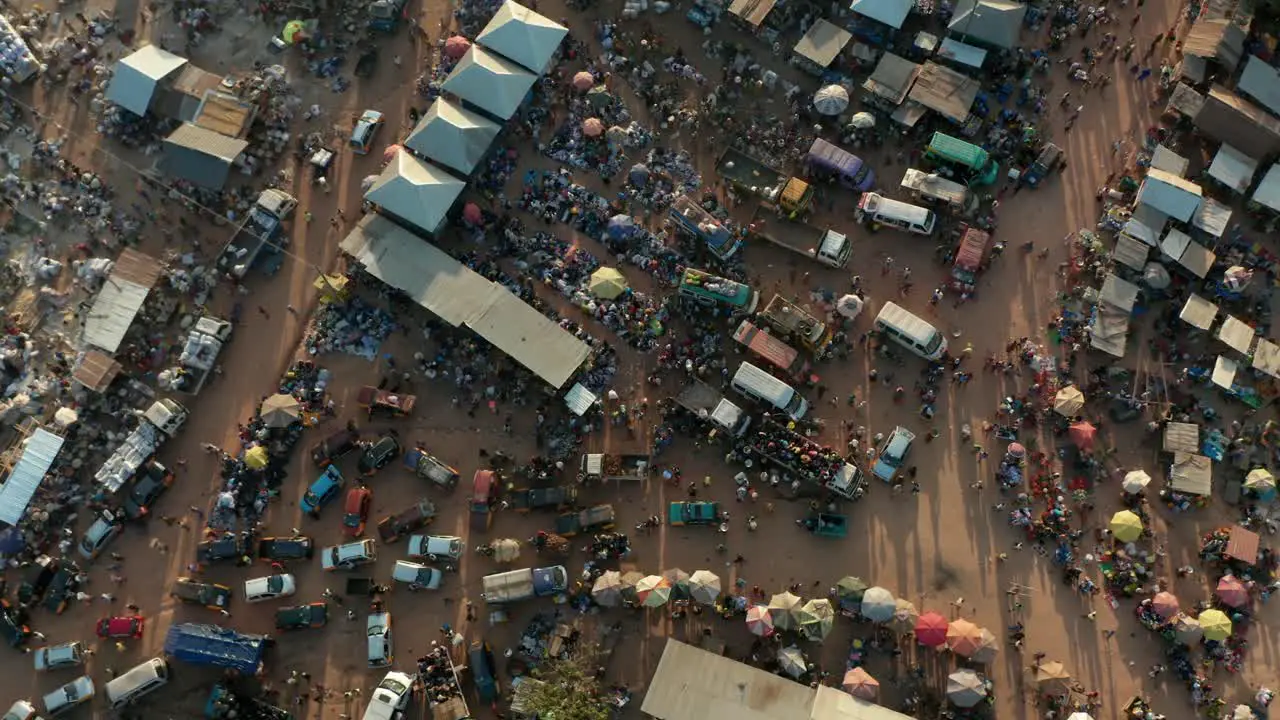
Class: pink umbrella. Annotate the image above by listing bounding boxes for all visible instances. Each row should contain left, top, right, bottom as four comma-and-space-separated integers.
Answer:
746, 605, 774, 636
582, 118, 604, 137
1069, 421, 1097, 450
572, 71, 595, 90
1216, 576, 1249, 608
1007, 443, 1026, 458
841, 667, 879, 699
1151, 591, 1180, 619
462, 202, 482, 224
382, 144, 402, 163
444, 35, 471, 59
915, 612, 949, 647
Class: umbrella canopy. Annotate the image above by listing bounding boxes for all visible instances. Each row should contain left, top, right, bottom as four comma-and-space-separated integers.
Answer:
799, 599, 835, 641
619, 570, 644, 603
860, 587, 895, 622
813, 84, 850, 115
746, 605, 774, 636
588, 267, 628, 299
1244, 468, 1276, 492
592, 571, 623, 607
836, 576, 869, 603
1151, 591, 1180, 618
0, 526, 25, 555
1007, 442, 1026, 458
282, 19, 305, 44
915, 612, 949, 647
835, 294, 865, 320
689, 570, 721, 604
628, 163, 650, 186
1216, 576, 1249, 608
605, 125, 627, 143
946, 669, 987, 708
637, 575, 672, 608
462, 202, 483, 224
585, 86, 612, 109
662, 569, 691, 600
244, 445, 269, 469
1143, 262, 1171, 289
1173, 613, 1203, 645
1109, 510, 1144, 542
1122, 470, 1152, 494
1066, 713, 1094, 720
946, 619, 984, 656
606, 214, 636, 239
778, 646, 807, 678
1069, 421, 1097, 449
970, 628, 999, 664
848, 111, 876, 129
769, 592, 803, 630
842, 667, 879, 699
1033, 661, 1072, 690
1054, 386, 1085, 416
582, 118, 605, 137
443, 35, 472, 59
261, 393, 301, 427
1199, 609, 1233, 641
891, 598, 919, 632
572, 71, 594, 90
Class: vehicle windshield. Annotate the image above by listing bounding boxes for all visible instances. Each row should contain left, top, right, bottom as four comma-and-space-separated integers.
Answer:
302, 491, 320, 506
379, 677, 408, 694
367, 623, 386, 636
783, 392, 806, 415
267, 576, 283, 593
923, 331, 943, 355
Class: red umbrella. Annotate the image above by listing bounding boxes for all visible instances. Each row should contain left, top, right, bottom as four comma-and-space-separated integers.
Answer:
1151, 591, 1180, 619
444, 35, 471, 59
914, 612, 949, 647
1068, 421, 1096, 450
1216, 576, 1249, 608
572, 71, 595, 90
462, 202, 482, 224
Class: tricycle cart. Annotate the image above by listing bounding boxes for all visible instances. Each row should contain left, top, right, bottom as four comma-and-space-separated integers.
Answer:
529, 531, 570, 555
800, 513, 848, 538
476, 538, 522, 563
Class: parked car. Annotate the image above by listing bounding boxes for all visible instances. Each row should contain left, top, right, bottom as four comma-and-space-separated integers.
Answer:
20, 556, 59, 603
120, 462, 175, 520
872, 426, 916, 483
342, 487, 373, 537
366, 611, 393, 668
406, 534, 462, 562
363, 671, 413, 718
310, 429, 360, 468
243, 574, 297, 603
197, 531, 254, 564
78, 509, 123, 560
275, 603, 329, 630
376, 499, 436, 543
42, 563, 81, 615
0, 600, 32, 647
300, 466, 345, 516
3, 701, 37, 720
34, 641, 85, 671
257, 536, 314, 561
357, 436, 401, 475
42, 675, 94, 716
390, 560, 442, 590
322, 540, 377, 571
170, 578, 233, 610
349, 110, 384, 155
95, 615, 144, 640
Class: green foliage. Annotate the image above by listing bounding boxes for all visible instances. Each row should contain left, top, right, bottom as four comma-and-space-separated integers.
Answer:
522, 649, 612, 720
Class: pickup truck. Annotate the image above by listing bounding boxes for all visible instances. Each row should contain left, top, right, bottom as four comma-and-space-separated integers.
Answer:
668, 501, 722, 526
510, 486, 577, 512
170, 316, 233, 395
674, 380, 753, 437
197, 530, 255, 564
164, 624, 267, 674
480, 566, 569, 603
579, 453, 649, 482
95, 398, 190, 493
215, 189, 297, 280
554, 504, 616, 537
743, 418, 866, 499
747, 206, 852, 268
376, 498, 436, 542
716, 148, 814, 215
404, 447, 460, 488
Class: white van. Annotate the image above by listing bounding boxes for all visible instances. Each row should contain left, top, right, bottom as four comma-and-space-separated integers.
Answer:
730, 362, 809, 420
855, 192, 936, 236
105, 658, 169, 709
874, 302, 947, 360
367, 611, 393, 668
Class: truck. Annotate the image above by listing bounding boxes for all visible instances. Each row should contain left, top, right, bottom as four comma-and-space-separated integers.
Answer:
163, 623, 267, 675
170, 317, 232, 395
746, 206, 853, 268
743, 417, 866, 500
674, 380, 753, 437
215, 189, 297, 280
480, 566, 569, 603
95, 398, 189, 493
509, 486, 577, 512
668, 195, 743, 261
715, 147, 814, 216
760, 294, 833, 356
900, 168, 977, 214
403, 447, 460, 488
579, 453, 649, 482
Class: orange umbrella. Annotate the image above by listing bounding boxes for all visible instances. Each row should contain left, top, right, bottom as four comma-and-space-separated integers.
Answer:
1069, 421, 1096, 450
946, 619, 984, 657
582, 118, 604, 137
915, 612, 948, 647
841, 667, 879, 699
572, 71, 595, 90
382, 144, 402, 163
444, 35, 471, 59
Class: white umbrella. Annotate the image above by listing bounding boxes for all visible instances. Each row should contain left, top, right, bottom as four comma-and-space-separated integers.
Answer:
836, 294, 864, 320
860, 587, 896, 622
1122, 469, 1152, 494
1066, 713, 1094, 720
813, 85, 850, 116
53, 407, 79, 428
848, 111, 876, 129
689, 570, 721, 604
778, 646, 807, 678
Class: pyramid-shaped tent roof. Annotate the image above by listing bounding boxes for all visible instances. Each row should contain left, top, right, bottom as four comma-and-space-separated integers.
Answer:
364, 153, 466, 235
476, 1, 568, 73
948, 0, 1027, 49
442, 46, 538, 120
404, 98, 502, 176
106, 44, 189, 116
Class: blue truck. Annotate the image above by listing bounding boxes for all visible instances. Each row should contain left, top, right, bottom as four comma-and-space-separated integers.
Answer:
668, 195, 743, 261
165, 624, 267, 675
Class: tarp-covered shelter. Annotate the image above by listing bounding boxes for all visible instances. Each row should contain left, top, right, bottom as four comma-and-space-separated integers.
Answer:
849, 0, 913, 29
729, 0, 778, 26
1100, 274, 1139, 313
161, 123, 247, 190
404, 98, 501, 176
1121, 204, 1166, 246
1090, 302, 1131, 357
794, 20, 853, 68
83, 248, 166, 353
1164, 422, 1200, 453
0, 428, 66, 526
937, 38, 988, 68
1212, 355, 1239, 388
1136, 169, 1202, 222
1113, 235, 1150, 270
1251, 163, 1280, 212
1169, 452, 1212, 496
475, 0, 567, 74
364, 152, 466, 235
106, 44, 188, 116
1252, 338, 1280, 378
1150, 145, 1190, 176
1192, 196, 1233, 238
907, 62, 980, 123
1161, 230, 1216, 278
1166, 82, 1207, 119
1217, 315, 1256, 354
72, 350, 123, 392
862, 53, 920, 104
1207, 144, 1259, 194
1180, 294, 1218, 330
467, 289, 593, 390
1195, 86, 1280, 158
1225, 525, 1261, 565
1237, 55, 1280, 117
946, 0, 1027, 49
442, 46, 538, 120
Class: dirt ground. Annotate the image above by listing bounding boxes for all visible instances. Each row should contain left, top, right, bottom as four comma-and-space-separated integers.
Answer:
3, 0, 1278, 717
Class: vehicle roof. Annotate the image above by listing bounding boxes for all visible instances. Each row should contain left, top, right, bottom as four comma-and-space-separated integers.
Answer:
885, 427, 915, 457
345, 486, 371, 509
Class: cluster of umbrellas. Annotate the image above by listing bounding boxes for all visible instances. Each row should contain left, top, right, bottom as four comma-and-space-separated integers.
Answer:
1148, 590, 1236, 641
840, 579, 1000, 662
747, 592, 836, 642
591, 569, 720, 608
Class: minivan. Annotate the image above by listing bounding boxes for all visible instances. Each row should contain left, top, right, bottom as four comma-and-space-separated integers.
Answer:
105, 658, 168, 709
855, 192, 936, 236
367, 611, 393, 668
730, 362, 808, 420
873, 302, 948, 360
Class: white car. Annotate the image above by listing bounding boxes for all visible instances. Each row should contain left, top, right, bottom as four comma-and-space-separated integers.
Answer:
34, 641, 85, 671
2, 700, 37, 720
391, 560, 442, 590
407, 534, 463, 561
243, 574, 297, 603
321, 539, 376, 571
43, 675, 94, 716
361, 671, 414, 720
367, 611, 393, 668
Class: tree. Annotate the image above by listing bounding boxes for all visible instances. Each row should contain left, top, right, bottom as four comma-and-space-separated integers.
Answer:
519, 648, 613, 720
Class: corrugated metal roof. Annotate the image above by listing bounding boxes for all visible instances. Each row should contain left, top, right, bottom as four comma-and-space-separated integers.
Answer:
82, 249, 165, 353
72, 350, 124, 392
467, 289, 591, 390
403, 98, 501, 177
1182, 18, 1245, 69
728, 0, 778, 26
0, 428, 66, 526
442, 46, 537, 120
475, 0, 568, 73
164, 123, 249, 163
193, 91, 257, 139
908, 62, 980, 123
641, 639, 818, 720
862, 53, 920, 103
364, 153, 467, 235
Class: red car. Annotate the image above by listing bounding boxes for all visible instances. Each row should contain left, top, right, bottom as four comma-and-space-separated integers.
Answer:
96, 615, 144, 639
342, 487, 372, 537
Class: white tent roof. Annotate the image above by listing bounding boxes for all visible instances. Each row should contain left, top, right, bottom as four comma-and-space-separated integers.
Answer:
1169, 453, 1212, 496
1099, 274, 1139, 312
364, 153, 466, 235
1150, 145, 1190, 176
1192, 196, 1233, 238
1252, 339, 1280, 378
794, 20, 853, 67
475, 0, 568, 73
1252, 163, 1280, 211
404, 98, 501, 176
1137, 168, 1203, 222
1180, 294, 1218, 330
947, 0, 1027, 49
849, 0, 912, 28
106, 45, 188, 116
1207, 144, 1259, 194
1218, 315, 1256, 354
442, 46, 538, 120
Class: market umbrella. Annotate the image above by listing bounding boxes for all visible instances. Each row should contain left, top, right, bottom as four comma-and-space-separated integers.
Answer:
1122, 470, 1152, 494
860, 587, 895, 622
1054, 386, 1085, 416
243, 445, 269, 470
462, 202, 483, 224
946, 669, 987, 708
662, 568, 691, 600
946, 618, 984, 656
1068, 421, 1097, 450
592, 571, 623, 607
1172, 614, 1203, 645
1216, 576, 1249, 608
1151, 591, 1180, 618
1066, 713, 1094, 720
842, 667, 879, 699
1199, 609, 1233, 641
1007, 442, 1026, 458
689, 570, 721, 604
282, 19, 305, 44
799, 598, 835, 641
637, 575, 672, 607
605, 125, 628, 143
1033, 661, 1072, 691
1108, 510, 1144, 542
606, 214, 636, 240
382, 144, 403, 163
778, 646, 807, 678
768, 592, 802, 630
1244, 468, 1276, 493
261, 393, 301, 427
835, 294, 864, 320
572, 71, 595, 90
585, 86, 612, 109
443, 35, 471, 59
891, 598, 919, 632
813, 84, 850, 115
914, 612, 949, 647
848, 111, 876, 129
628, 163, 650, 186
1143, 262, 1171, 290
588, 267, 628, 299
969, 628, 999, 664
746, 605, 774, 636
836, 576, 869, 604
582, 118, 605, 137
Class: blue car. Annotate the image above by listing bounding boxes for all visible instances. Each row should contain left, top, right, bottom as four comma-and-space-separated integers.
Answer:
872, 426, 916, 483
301, 466, 345, 516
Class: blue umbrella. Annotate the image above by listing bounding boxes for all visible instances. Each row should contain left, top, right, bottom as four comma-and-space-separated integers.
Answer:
628, 163, 650, 186
607, 214, 636, 239
0, 527, 25, 555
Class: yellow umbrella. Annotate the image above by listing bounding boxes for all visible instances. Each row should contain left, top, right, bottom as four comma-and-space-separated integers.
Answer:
244, 445, 269, 469
588, 267, 628, 299
1244, 468, 1275, 492
1198, 609, 1232, 641
1053, 385, 1085, 416
1108, 510, 1143, 542
282, 19, 305, 44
